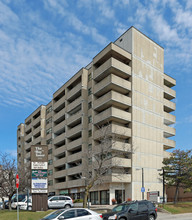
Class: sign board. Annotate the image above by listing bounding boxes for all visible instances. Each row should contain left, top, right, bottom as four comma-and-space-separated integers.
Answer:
32, 170, 47, 178
141, 187, 145, 192
16, 174, 19, 189
149, 191, 159, 202
31, 145, 48, 162
32, 178, 48, 189
32, 189, 48, 193
31, 162, 48, 169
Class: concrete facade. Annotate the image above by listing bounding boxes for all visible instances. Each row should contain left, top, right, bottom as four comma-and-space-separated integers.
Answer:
17, 27, 176, 205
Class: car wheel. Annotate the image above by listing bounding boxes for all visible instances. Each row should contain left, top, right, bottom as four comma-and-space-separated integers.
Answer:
149, 215, 155, 220
119, 218, 126, 220
28, 206, 32, 211
64, 204, 71, 209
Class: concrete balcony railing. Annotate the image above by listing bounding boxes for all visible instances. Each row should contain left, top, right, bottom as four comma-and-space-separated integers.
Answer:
33, 136, 41, 145
33, 116, 41, 127
66, 97, 82, 113
67, 179, 83, 188
67, 165, 82, 176
164, 125, 176, 137
164, 73, 176, 87
67, 83, 82, 100
94, 124, 131, 140
55, 182, 67, 190
164, 112, 176, 125
53, 120, 66, 134
164, 99, 176, 113
25, 143, 31, 151
94, 107, 131, 125
67, 152, 82, 163
53, 95, 66, 111
66, 111, 82, 126
103, 174, 131, 183
24, 132, 32, 142
54, 169, 67, 179
66, 124, 82, 138
54, 157, 67, 167
111, 157, 131, 167
53, 108, 65, 123
94, 74, 131, 96
67, 138, 82, 151
54, 144, 66, 156
53, 133, 66, 145
94, 91, 131, 111
163, 138, 175, 149
164, 85, 176, 100
94, 57, 131, 82
33, 126, 41, 137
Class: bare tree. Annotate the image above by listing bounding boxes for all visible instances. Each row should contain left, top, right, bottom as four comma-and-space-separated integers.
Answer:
82, 123, 133, 207
0, 152, 17, 210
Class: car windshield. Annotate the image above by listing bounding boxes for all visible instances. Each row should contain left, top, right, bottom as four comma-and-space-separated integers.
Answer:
112, 204, 130, 212
42, 210, 65, 220
21, 198, 26, 202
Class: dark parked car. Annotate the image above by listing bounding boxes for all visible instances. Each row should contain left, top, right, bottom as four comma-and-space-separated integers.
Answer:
102, 200, 157, 220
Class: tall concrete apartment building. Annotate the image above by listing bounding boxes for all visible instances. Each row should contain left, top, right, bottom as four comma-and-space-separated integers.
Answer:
17, 27, 176, 205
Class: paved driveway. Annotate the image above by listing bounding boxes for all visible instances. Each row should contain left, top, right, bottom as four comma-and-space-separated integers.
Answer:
157, 212, 192, 220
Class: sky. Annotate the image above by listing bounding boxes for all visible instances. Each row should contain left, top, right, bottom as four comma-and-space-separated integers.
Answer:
0, 0, 192, 158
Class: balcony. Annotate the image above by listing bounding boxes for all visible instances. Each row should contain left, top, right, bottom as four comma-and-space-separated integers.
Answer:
53, 96, 66, 112
164, 125, 176, 138
67, 83, 82, 100
33, 136, 41, 145
68, 152, 82, 163
94, 74, 131, 96
54, 170, 67, 179
53, 108, 65, 123
54, 144, 66, 156
163, 138, 175, 149
54, 157, 67, 167
164, 74, 176, 88
53, 120, 66, 134
66, 97, 82, 113
25, 143, 31, 151
33, 126, 41, 137
67, 165, 82, 176
94, 107, 131, 125
111, 158, 131, 167
94, 57, 131, 82
94, 124, 131, 140
26, 151, 31, 160
66, 124, 82, 138
67, 179, 82, 188
67, 112, 82, 127
67, 138, 82, 151
103, 174, 131, 183
55, 182, 67, 190
54, 133, 66, 145
164, 99, 176, 113
164, 112, 176, 125
33, 116, 41, 127
24, 133, 32, 142
94, 91, 131, 112
164, 85, 176, 100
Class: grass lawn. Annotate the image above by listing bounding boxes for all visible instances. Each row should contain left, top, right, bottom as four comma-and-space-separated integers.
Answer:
161, 202, 192, 214
0, 210, 53, 220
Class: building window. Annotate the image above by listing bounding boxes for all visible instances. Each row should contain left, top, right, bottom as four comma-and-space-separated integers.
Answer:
46, 128, 52, 135
48, 159, 53, 165
88, 157, 92, 165
88, 88, 92, 96
88, 144, 92, 151
48, 170, 53, 176
46, 106, 52, 114
47, 138, 52, 145
88, 130, 92, 137
88, 116, 92, 123
88, 102, 92, 109
88, 73, 91, 81
48, 148, 52, 154
48, 180, 53, 186
46, 117, 52, 125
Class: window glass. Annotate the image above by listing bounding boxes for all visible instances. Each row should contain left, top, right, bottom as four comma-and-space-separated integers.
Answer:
50, 196, 58, 201
138, 203, 148, 212
77, 209, 91, 217
129, 203, 138, 211
61, 210, 76, 219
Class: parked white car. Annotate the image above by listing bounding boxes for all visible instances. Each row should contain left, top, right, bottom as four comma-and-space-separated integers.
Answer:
41, 208, 103, 220
11, 197, 32, 210
48, 196, 73, 209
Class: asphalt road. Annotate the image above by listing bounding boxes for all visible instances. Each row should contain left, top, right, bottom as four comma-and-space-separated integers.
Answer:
157, 212, 192, 220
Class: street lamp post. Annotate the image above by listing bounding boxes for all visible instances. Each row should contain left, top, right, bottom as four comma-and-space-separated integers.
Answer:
81, 176, 89, 209
136, 168, 144, 200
